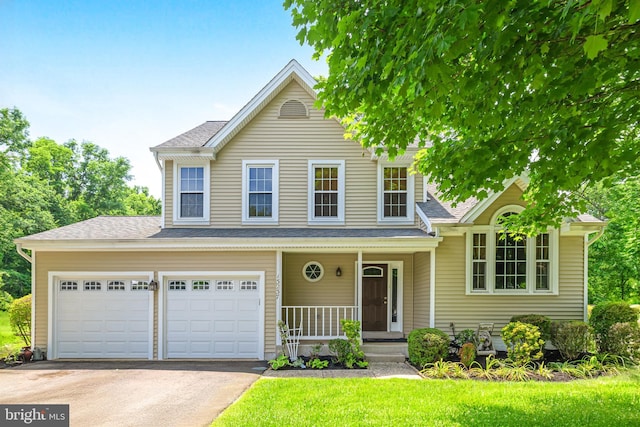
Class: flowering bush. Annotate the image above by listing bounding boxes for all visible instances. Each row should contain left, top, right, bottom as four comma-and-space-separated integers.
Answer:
501, 321, 544, 365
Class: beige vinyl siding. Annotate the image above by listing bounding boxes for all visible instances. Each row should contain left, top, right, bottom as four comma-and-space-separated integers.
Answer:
201, 80, 423, 228
475, 184, 526, 225
433, 236, 585, 336
412, 252, 431, 329
33, 250, 277, 357
283, 253, 356, 306
164, 160, 173, 227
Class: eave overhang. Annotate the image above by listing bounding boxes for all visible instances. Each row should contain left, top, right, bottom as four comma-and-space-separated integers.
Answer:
16, 236, 443, 253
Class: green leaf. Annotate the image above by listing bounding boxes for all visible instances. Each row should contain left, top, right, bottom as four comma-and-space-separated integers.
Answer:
597, 0, 613, 21
583, 34, 608, 59
630, 0, 640, 23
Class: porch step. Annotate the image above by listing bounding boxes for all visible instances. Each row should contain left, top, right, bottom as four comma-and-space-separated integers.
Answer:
362, 342, 408, 363
365, 352, 407, 363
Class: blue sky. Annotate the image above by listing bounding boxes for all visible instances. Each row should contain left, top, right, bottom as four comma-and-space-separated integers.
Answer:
0, 0, 327, 197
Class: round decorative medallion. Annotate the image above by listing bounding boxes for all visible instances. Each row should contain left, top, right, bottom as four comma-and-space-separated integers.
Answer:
302, 261, 324, 282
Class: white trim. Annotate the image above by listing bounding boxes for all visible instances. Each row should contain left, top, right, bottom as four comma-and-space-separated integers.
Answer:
429, 250, 436, 328
48, 271, 154, 360
31, 250, 36, 348
242, 160, 279, 224
377, 161, 415, 225
465, 206, 559, 295
205, 60, 317, 152
161, 160, 166, 229
584, 234, 589, 322
172, 161, 211, 225
158, 270, 265, 360
276, 251, 283, 346
357, 252, 363, 324
460, 175, 530, 223
416, 207, 433, 234
18, 237, 443, 252
307, 160, 345, 225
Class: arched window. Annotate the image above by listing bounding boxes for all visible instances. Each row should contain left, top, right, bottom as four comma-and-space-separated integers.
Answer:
467, 206, 557, 294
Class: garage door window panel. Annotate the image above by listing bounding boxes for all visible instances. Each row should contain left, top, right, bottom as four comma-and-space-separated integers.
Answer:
60, 281, 78, 291
131, 280, 149, 291
108, 280, 126, 291
216, 280, 235, 291
84, 281, 102, 291
192, 280, 211, 290
169, 280, 187, 290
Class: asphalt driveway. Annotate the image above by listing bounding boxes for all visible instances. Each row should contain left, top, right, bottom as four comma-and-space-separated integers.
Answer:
0, 360, 267, 426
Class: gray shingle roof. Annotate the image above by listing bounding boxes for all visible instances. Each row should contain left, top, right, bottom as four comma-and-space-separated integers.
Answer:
417, 183, 478, 223
17, 216, 162, 240
16, 216, 432, 241
154, 121, 228, 148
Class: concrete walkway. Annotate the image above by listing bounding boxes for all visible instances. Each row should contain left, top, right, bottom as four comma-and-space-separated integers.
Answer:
262, 362, 422, 379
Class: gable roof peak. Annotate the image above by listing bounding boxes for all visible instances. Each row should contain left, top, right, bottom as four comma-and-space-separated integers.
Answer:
203, 60, 319, 152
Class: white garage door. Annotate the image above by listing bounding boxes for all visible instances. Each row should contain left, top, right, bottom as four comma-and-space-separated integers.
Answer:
55, 278, 151, 359
164, 275, 262, 359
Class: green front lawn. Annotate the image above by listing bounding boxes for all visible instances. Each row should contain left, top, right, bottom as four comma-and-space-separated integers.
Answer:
213, 372, 640, 426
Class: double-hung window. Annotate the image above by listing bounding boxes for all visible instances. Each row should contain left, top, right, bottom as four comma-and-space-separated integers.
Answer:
378, 163, 414, 224
466, 207, 558, 294
174, 163, 210, 224
242, 160, 279, 224
308, 160, 345, 224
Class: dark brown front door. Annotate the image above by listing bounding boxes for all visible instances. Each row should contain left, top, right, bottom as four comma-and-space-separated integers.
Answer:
362, 265, 387, 331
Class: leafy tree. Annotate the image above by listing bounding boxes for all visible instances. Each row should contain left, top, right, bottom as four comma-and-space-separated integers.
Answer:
123, 186, 162, 216
587, 177, 640, 303
0, 107, 161, 297
285, 0, 640, 234
0, 107, 30, 161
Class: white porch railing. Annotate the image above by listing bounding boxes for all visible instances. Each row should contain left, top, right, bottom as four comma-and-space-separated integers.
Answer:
281, 306, 358, 339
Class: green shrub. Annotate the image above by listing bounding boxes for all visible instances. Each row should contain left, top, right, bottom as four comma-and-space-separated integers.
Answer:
551, 320, 592, 361
328, 319, 368, 369
590, 302, 638, 352
8, 295, 31, 346
510, 314, 552, 343
328, 338, 351, 365
606, 322, 640, 363
501, 321, 544, 365
454, 329, 476, 346
458, 342, 476, 368
407, 328, 449, 368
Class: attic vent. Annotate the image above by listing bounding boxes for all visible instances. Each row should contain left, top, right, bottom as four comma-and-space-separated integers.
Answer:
279, 99, 308, 118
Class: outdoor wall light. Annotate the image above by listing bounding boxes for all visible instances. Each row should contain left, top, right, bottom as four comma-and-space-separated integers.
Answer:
148, 280, 158, 291
336, 267, 342, 277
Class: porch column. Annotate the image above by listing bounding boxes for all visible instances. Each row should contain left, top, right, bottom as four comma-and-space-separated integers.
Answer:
357, 250, 362, 323
429, 249, 436, 328
276, 250, 282, 342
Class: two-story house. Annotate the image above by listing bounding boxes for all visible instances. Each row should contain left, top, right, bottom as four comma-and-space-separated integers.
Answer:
15, 60, 604, 360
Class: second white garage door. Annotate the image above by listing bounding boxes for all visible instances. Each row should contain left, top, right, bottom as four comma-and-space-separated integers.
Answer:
163, 274, 263, 359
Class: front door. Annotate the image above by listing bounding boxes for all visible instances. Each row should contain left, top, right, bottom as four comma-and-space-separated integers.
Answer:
362, 264, 387, 331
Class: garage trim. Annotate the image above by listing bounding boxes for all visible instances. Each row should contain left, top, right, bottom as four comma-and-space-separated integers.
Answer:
48, 271, 154, 360
158, 271, 265, 360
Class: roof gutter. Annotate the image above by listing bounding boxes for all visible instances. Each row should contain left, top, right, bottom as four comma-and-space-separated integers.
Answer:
16, 243, 33, 264
586, 228, 605, 246
153, 151, 162, 171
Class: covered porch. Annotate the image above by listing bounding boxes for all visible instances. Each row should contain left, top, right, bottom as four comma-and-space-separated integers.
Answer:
276, 249, 436, 341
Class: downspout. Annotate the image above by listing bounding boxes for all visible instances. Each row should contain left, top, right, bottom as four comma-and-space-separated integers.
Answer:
16, 243, 32, 264
584, 229, 605, 322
